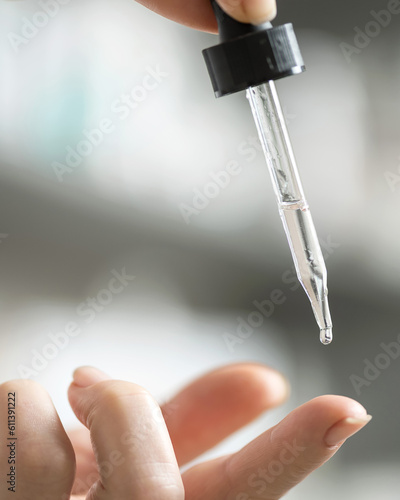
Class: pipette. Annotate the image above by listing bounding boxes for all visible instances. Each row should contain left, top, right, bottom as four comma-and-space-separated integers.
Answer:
203, 1, 333, 344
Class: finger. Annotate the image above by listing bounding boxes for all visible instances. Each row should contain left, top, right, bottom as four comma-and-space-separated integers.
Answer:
68, 366, 184, 500
0, 379, 75, 500
182, 395, 372, 500
217, 0, 277, 25
134, 0, 276, 33
67, 426, 99, 496
67, 363, 288, 492
163, 363, 288, 465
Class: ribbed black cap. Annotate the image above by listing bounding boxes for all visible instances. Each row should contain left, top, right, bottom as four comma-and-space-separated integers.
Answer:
203, 1, 305, 97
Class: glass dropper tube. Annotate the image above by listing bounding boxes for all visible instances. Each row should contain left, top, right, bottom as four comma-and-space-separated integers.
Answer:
246, 81, 333, 345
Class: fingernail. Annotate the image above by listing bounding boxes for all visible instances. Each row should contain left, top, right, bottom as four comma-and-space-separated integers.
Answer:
324, 414, 372, 447
72, 366, 111, 388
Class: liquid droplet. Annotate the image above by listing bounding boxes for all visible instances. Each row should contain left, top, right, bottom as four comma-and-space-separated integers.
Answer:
320, 328, 333, 345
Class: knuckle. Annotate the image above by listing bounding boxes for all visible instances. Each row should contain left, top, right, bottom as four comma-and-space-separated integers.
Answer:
153, 482, 184, 500
87, 381, 158, 427
138, 463, 184, 500
106, 381, 155, 405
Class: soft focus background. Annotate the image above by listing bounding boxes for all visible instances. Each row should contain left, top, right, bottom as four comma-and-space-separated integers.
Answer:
0, 0, 399, 497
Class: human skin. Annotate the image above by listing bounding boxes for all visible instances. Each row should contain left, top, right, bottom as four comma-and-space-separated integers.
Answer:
0, 3, 372, 499
134, 0, 278, 32
0, 364, 371, 499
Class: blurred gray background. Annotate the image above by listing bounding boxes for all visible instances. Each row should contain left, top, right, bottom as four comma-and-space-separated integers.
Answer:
0, 0, 399, 497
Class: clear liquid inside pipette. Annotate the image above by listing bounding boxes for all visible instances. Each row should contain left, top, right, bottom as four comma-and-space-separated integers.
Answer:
246, 82, 333, 344
280, 203, 332, 345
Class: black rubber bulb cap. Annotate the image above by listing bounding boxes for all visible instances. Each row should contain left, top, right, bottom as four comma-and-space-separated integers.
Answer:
203, 0, 305, 97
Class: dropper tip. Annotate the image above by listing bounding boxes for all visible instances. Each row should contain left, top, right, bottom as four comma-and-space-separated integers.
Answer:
320, 327, 333, 345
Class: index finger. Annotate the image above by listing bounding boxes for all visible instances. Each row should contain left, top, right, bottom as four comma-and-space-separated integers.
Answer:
134, 0, 277, 33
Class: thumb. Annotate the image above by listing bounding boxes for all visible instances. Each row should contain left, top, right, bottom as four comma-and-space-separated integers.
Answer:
216, 0, 277, 25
